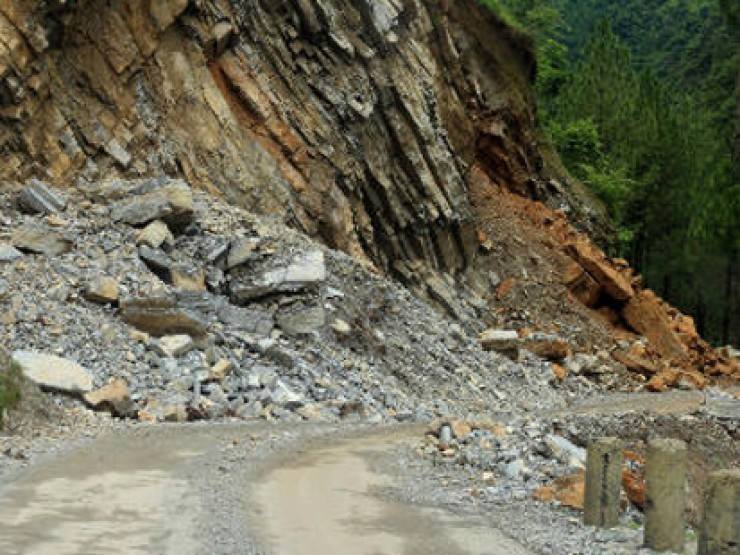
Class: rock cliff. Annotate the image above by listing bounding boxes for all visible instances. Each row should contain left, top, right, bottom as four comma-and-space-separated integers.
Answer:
0, 0, 570, 299
2, 0, 734, 393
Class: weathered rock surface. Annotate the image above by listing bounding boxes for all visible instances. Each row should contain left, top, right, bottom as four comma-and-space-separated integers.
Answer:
11, 351, 93, 394
0, 0, 585, 311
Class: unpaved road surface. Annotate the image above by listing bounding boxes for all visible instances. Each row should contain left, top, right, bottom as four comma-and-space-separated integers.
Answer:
251, 432, 530, 555
0, 428, 217, 555
0, 424, 528, 555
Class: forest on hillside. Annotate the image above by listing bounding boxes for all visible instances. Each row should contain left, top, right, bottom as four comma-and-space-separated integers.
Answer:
482, 0, 739, 345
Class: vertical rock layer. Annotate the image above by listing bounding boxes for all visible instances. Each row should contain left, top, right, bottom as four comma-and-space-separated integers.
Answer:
0, 0, 544, 298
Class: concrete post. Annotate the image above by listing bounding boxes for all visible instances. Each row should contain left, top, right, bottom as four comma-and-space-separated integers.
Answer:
584, 437, 623, 528
697, 469, 740, 555
644, 438, 688, 552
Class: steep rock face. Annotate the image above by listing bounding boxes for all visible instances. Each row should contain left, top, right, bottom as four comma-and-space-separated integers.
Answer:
0, 0, 545, 301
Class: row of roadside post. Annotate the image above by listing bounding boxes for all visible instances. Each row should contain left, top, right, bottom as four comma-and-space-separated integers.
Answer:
584, 437, 738, 553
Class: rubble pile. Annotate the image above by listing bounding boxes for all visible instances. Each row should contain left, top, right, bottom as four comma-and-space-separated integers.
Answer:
1, 179, 591, 425
469, 184, 739, 392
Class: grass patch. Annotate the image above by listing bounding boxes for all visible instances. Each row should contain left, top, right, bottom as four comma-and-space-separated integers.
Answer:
0, 358, 23, 428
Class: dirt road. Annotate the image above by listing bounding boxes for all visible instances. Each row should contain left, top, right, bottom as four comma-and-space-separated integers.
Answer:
250, 432, 530, 555
0, 424, 528, 555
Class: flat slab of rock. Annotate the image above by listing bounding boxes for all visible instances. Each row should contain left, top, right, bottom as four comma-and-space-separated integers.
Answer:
110, 179, 193, 230
230, 250, 326, 303
18, 179, 67, 215
12, 351, 93, 394
566, 242, 634, 301
12, 226, 72, 256
120, 295, 208, 337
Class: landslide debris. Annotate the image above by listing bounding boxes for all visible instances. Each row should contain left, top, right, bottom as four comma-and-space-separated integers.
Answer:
467, 180, 740, 393
1, 179, 591, 425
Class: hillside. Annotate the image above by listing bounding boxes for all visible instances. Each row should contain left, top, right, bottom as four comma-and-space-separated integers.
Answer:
0, 3, 738, 553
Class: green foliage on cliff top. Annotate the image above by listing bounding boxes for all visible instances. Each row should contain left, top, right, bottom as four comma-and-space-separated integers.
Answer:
482, 0, 739, 345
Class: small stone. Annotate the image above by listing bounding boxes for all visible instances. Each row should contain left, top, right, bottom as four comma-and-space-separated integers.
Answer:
138, 246, 173, 280
331, 318, 352, 336
152, 334, 194, 358
449, 420, 472, 439
83, 276, 119, 304
296, 403, 324, 421
438, 424, 453, 445
523, 337, 571, 361
545, 434, 586, 468
0, 244, 23, 262
12, 226, 72, 256
226, 237, 260, 269
552, 363, 567, 381
136, 220, 173, 249
209, 358, 234, 382
270, 380, 304, 407
504, 459, 526, 480
129, 330, 150, 343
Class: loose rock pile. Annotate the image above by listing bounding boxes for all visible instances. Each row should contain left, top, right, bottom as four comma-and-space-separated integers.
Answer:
1, 179, 592, 424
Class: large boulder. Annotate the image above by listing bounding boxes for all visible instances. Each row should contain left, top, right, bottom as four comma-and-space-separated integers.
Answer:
566, 242, 634, 301
11, 351, 93, 394
84, 379, 134, 417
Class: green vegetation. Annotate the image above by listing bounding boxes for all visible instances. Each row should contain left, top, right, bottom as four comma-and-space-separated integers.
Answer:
480, 0, 739, 345
0, 356, 22, 428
